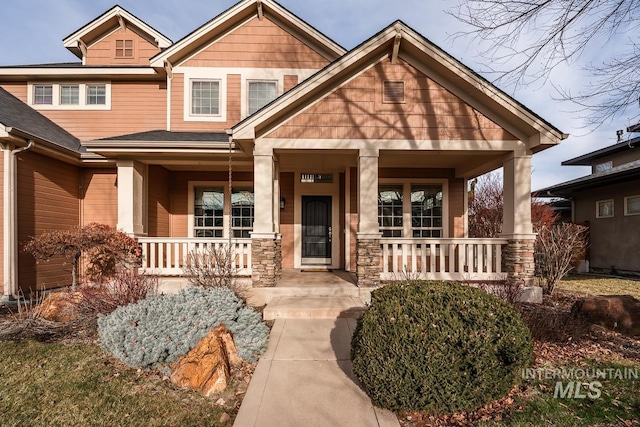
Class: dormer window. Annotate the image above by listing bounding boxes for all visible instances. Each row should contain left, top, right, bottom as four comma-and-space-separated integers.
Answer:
115, 40, 134, 58
595, 161, 612, 173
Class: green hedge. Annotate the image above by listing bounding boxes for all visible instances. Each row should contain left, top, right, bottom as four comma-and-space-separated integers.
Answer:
351, 281, 533, 414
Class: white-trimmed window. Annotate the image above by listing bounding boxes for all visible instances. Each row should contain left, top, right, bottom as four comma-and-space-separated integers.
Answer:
596, 199, 614, 218
594, 161, 612, 173
231, 189, 254, 238
86, 84, 106, 105
411, 185, 444, 237
28, 82, 111, 110
59, 84, 79, 105
248, 81, 277, 115
378, 186, 403, 237
194, 187, 224, 237
33, 84, 53, 105
625, 195, 640, 216
115, 40, 134, 58
191, 80, 220, 116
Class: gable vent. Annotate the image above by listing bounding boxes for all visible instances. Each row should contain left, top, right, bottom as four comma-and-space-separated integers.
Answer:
383, 81, 405, 103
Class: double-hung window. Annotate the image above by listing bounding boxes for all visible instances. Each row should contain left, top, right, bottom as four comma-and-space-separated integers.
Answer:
33, 84, 53, 105
191, 80, 220, 116
231, 189, 254, 238
248, 81, 277, 115
60, 84, 79, 105
86, 84, 106, 105
411, 185, 443, 237
194, 187, 224, 237
378, 186, 403, 237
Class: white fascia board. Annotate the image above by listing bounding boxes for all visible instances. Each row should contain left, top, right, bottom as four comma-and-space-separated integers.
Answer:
0, 68, 158, 77
63, 6, 172, 49
82, 141, 235, 150
0, 123, 9, 138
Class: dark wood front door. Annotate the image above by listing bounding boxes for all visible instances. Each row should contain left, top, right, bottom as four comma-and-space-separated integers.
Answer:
302, 196, 332, 263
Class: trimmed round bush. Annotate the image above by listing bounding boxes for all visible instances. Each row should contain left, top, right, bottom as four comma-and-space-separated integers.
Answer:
351, 281, 533, 414
97, 286, 269, 367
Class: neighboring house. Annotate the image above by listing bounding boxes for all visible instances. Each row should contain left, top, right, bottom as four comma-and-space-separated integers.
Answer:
537, 131, 640, 274
0, 0, 565, 298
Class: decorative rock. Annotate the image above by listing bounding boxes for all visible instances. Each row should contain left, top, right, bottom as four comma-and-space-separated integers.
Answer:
572, 295, 640, 336
37, 292, 81, 322
171, 325, 232, 396
219, 412, 231, 423
219, 329, 243, 368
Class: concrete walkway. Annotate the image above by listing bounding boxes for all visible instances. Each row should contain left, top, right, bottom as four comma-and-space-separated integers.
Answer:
233, 315, 400, 427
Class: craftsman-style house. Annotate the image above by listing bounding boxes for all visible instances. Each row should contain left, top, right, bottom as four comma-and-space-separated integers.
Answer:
0, 0, 565, 298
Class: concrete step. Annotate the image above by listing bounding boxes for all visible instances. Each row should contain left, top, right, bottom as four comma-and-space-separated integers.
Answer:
263, 296, 367, 320
248, 286, 363, 306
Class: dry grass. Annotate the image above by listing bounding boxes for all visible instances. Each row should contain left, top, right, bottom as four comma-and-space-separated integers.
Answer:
558, 274, 640, 299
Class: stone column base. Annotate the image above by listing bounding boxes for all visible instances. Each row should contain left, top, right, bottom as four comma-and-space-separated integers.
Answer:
356, 238, 381, 287
502, 238, 535, 287
251, 237, 282, 287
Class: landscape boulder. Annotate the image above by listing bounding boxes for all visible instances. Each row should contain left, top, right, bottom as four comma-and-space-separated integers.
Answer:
171, 324, 241, 396
572, 295, 640, 336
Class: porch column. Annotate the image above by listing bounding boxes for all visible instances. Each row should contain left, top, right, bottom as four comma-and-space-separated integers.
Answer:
501, 153, 536, 286
356, 148, 382, 287
251, 150, 281, 287
117, 160, 147, 236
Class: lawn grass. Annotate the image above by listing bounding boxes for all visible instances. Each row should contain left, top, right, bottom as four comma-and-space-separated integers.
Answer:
558, 274, 640, 299
480, 360, 640, 426
0, 340, 229, 427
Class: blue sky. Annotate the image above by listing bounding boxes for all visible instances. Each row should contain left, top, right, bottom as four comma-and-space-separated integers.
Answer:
0, 0, 632, 190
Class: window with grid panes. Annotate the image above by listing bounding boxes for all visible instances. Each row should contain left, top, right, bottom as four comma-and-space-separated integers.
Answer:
248, 81, 277, 115
194, 188, 224, 237
411, 184, 443, 237
86, 84, 106, 105
60, 84, 79, 105
231, 189, 254, 238
33, 84, 53, 104
378, 186, 403, 237
191, 80, 220, 115
115, 40, 134, 58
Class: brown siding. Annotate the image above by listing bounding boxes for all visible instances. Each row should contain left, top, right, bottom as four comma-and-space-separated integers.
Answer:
268, 58, 516, 141
182, 17, 328, 69
148, 165, 171, 237
349, 167, 358, 271
448, 178, 465, 238
573, 180, 640, 272
81, 168, 117, 227
38, 81, 166, 140
284, 75, 299, 92
0, 82, 27, 101
280, 172, 295, 268
170, 171, 254, 237
86, 27, 160, 66
17, 151, 80, 291
171, 73, 241, 132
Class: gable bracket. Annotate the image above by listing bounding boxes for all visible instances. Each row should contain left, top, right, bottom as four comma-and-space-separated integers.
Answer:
391, 32, 402, 65
164, 60, 173, 78
117, 13, 126, 31
257, 0, 264, 21
78, 40, 88, 57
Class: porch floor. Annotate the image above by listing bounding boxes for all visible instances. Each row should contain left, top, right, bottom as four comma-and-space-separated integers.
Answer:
276, 269, 356, 287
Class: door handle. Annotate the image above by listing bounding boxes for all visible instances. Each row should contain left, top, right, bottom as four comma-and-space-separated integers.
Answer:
328, 226, 332, 242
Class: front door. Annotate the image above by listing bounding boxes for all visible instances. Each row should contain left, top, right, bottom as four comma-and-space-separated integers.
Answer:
302, 196, 332, 264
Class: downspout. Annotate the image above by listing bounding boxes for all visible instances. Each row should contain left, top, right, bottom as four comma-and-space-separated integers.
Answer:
3, 140, 34, 300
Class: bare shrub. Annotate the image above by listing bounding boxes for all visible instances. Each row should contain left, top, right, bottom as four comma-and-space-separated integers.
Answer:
182, 245, 249, 300
74, 271, 159, 318
519, 304, 590, 342
0, 292, 71, 341
474, 279, 524, 306
535, 223, 589, 295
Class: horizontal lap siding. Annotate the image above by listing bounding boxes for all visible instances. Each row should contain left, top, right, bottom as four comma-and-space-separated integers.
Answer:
268, 58, 516, 141
0, 82, 27, 101
284, 75, 299, 92
170, 171, 254, 237
17, 151, 80, 291
85, 28, 160, 66
148, 165, 171, 237
280, 172, 294, 268
81, 169, 117, 227
182, 17, 328, 69
170, 73, 241, 131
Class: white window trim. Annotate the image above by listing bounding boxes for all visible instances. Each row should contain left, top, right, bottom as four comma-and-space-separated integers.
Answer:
247, 79, 278, 117
596, 199, 614, 218
379, 178, 449, 238
27, 82, 111, 110
188, 78, 223, 119
182, 69, 227, 122
187, 181, 253, 238
624, 195, 640, 216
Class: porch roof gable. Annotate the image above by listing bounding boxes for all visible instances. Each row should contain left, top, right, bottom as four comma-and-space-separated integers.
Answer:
149, 0, 346, 69
231, 21, 567, 152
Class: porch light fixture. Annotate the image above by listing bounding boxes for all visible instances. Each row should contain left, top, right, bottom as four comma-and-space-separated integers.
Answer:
280, 197, 286, 210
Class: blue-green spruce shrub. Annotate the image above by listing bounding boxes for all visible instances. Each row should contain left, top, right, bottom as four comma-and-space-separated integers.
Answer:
97, 286, 268, 367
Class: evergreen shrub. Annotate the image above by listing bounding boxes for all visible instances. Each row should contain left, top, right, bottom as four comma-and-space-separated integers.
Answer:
351, 281, 533, 414
97, 287, 268, 367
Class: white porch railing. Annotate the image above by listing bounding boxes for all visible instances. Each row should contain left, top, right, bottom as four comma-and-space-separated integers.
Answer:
138, 238, 252, 276
380, 238, 508, 281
